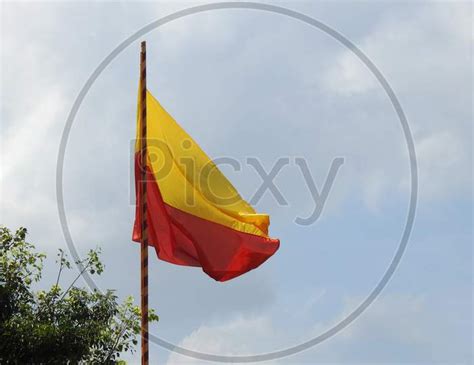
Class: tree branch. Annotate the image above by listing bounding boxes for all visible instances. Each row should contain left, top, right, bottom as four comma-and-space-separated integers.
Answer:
55, 251, 64, 287
59, 260, 91, 301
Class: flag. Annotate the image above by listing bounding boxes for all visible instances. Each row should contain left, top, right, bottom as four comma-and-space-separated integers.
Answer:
133, 88, 280, 282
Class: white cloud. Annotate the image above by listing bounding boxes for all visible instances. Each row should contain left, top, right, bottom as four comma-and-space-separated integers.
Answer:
0, 3, 68, 246
166, 315, 280, 365
324, 50, 377, 96
322, 1, 472, 208
166, 293, 472, 364
415, 130, 470, 199
319, 294, 472, 363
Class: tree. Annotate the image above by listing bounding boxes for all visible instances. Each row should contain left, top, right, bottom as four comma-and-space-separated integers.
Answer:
0, 226, 158, 364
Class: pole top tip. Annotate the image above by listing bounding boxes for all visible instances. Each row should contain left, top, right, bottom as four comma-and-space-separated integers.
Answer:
141, 41, 146, 52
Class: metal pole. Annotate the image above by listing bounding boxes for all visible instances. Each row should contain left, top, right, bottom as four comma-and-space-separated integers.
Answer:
139, 40, 149, 365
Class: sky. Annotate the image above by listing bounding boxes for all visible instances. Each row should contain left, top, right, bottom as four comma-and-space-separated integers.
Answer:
1, 1, 472, 364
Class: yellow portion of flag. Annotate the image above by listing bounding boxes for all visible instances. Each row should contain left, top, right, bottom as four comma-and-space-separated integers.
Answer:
136, 90, 270, 237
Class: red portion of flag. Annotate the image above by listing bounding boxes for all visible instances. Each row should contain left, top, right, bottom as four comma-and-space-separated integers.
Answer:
133, 154, 280, 282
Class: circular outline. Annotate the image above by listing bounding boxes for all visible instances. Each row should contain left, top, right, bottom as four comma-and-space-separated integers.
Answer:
56, 2, 418, 362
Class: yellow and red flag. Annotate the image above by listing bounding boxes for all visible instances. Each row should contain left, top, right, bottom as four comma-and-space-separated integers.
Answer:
132, 89, 280, 281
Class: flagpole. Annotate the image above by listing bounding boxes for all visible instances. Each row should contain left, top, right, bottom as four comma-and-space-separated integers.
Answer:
139, 40, 149, 365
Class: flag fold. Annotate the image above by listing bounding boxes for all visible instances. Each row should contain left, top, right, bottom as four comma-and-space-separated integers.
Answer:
133, 89, 279, 281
